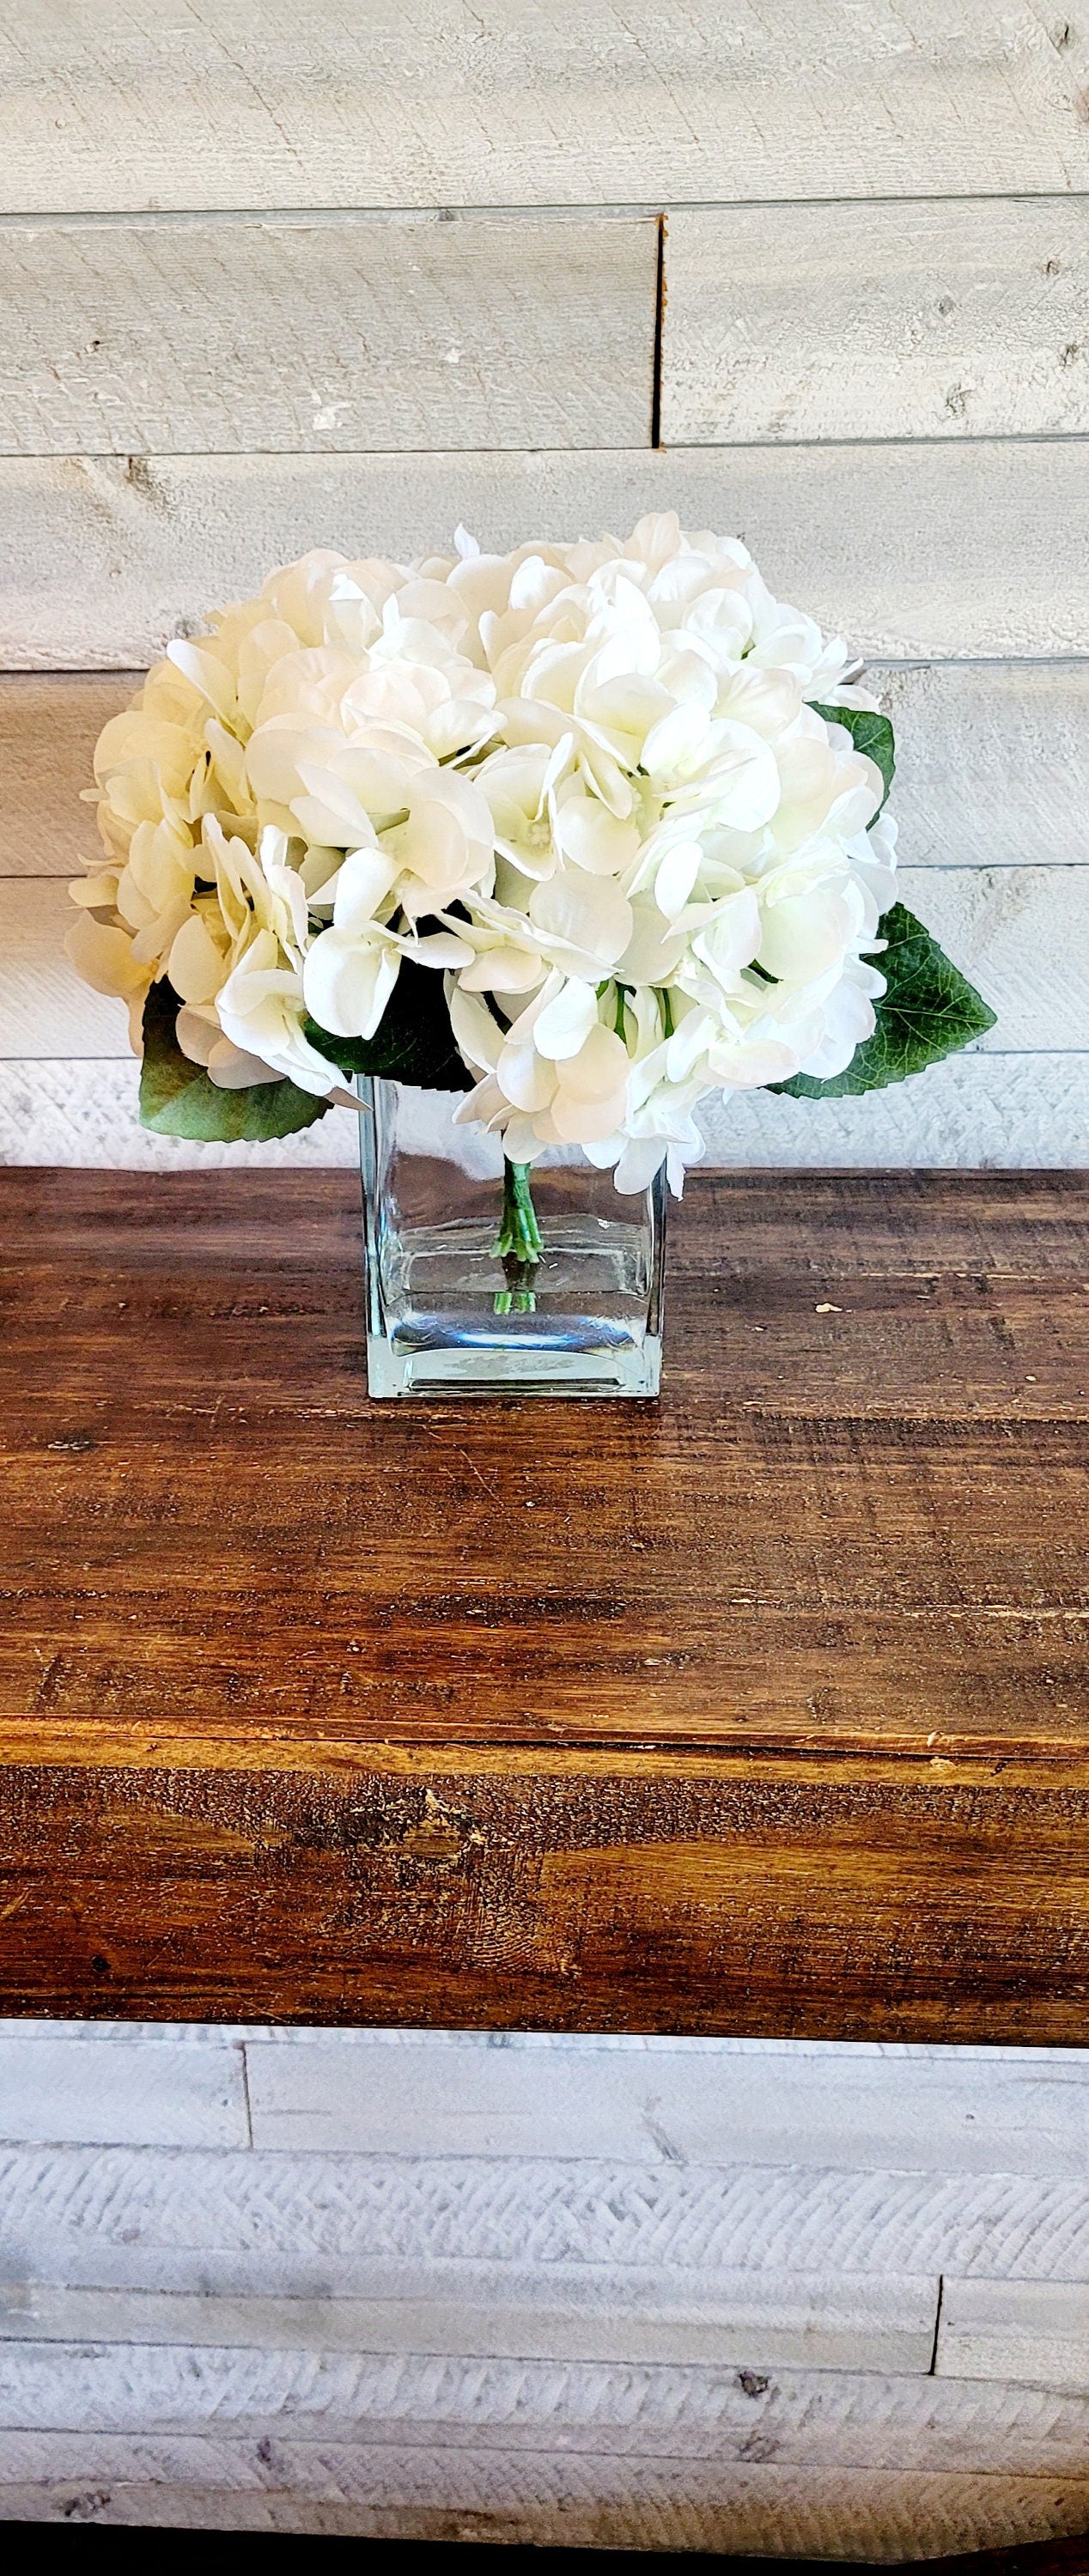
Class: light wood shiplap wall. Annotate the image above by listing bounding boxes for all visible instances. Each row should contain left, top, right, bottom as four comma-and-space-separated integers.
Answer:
3, 17, 1089, 2555
1, 0, 1086, 1168
4, 2021, 1089, 2551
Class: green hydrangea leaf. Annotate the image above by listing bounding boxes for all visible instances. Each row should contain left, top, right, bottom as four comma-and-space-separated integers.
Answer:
812, 701, 896, 808
304, 956, 469, 1091
139, 978, 329, 1140
770, 902, 996, 1100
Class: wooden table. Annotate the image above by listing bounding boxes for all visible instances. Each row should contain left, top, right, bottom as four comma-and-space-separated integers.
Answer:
1, 1166, 1086, 2039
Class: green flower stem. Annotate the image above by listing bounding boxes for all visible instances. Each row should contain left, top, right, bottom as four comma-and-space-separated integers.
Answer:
493, 1158, 543, 1314
494, 1158, 544, 1267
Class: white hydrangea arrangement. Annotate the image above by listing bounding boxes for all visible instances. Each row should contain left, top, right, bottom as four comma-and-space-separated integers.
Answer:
68, 513, 992, 1245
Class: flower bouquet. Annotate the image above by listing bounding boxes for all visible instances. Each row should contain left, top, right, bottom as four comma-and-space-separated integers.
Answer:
68, 513, 993, 1397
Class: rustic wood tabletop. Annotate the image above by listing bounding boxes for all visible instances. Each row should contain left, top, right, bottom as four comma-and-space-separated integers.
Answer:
1, 1165, 1086, 2038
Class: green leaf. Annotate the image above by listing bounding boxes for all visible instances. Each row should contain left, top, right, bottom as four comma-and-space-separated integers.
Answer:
304, 956, 469, 1091
812, 701, 896, 808
139, 978, 329, 1141
770, 902, 996, 1100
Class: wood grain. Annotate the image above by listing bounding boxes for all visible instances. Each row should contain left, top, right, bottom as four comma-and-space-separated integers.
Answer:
3, 2142, 1088, 2288
5, 866, 1083, 1060
662, 199, 1089, 442
0, 675, 134, 875
3, 2, 1088, 210
874, 662, 1089, 874
896, 866, 1089, 1053
0, 2030, 247, 2146
4, 663, 1087, 879
0, 1167, 1086, 2036
4, 2323, 1089, 2476
12, 197, 1089, 454
3, 444, 1086, 668
239, 2035, 1089, 2172
938, 2281, 1089, 2392
0, 2267, 938, 2377
3, 2332, 1087, 2470
1, 2448, 1086, 2554
0, 212, 656, 453
0, 879, 126, 1054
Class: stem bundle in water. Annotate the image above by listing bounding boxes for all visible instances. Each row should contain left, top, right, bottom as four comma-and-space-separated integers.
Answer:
493, 1158, 543, 1312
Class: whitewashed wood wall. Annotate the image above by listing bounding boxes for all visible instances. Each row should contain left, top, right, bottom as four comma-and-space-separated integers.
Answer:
3, 2023, 1089, 2552
0, 1, 1086, 1169
3, 6, 1089, 2556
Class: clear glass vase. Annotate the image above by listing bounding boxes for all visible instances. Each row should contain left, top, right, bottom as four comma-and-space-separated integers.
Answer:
358, 1078, 666, 1399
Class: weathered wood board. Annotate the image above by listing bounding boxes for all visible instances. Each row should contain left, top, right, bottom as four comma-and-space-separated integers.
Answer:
1, 2322, 1086, 2464
938, 2281, 1089, 2391
0, 212, 656, 453
0, 675, 136, 875
4, 867, 1084, 1059
3, 444, 1086, 668
4, 663, 1087, 878
3, 3, 1089, 210
9, 197, 1089, 453
0, 2448, 1086, 2554
1, 1168, 1086, 2037
662, 199, 1089, 443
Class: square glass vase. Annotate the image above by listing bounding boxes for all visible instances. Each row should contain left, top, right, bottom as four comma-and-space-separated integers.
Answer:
358, 1078, 666, 1400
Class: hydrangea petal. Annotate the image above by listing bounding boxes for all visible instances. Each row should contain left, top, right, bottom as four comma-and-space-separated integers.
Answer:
529, 865, 633, 972
532, 977, 600, 1062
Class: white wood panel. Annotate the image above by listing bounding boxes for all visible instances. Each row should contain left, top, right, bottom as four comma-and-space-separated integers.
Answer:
1, 2148, 1088, 2293
0, 2035, 248, 2148
3, 870, 1081, 1060
1, 2329, 1088, 2471
0, 675, 134, 875
2, 445, 1087, 669
243, 2035, 1089, 2174
0, 1058, 357, 1169
697, 1050, 1089, 1170
897, 865, 1089, 1052
6, 2019, 287, 2045
8, 2026, 1086, 2059
0, 2274, 937, 2377
874, 661, 1089, 872
0, 213, 655, 454
1, 2023, 1081, 2141
2, 1051, 1084, 1172
0, 2442, 1086, 2556
3, 3, 1089, 210
663, 199, 1089, 442
5, 664, 1088, 880
0, 880, 127, 1054
938, 2280, 1089, 2392
0, 2290, 939, 2386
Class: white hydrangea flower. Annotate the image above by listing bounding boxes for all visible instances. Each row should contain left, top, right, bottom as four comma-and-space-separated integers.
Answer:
70, 521, 897, 1188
